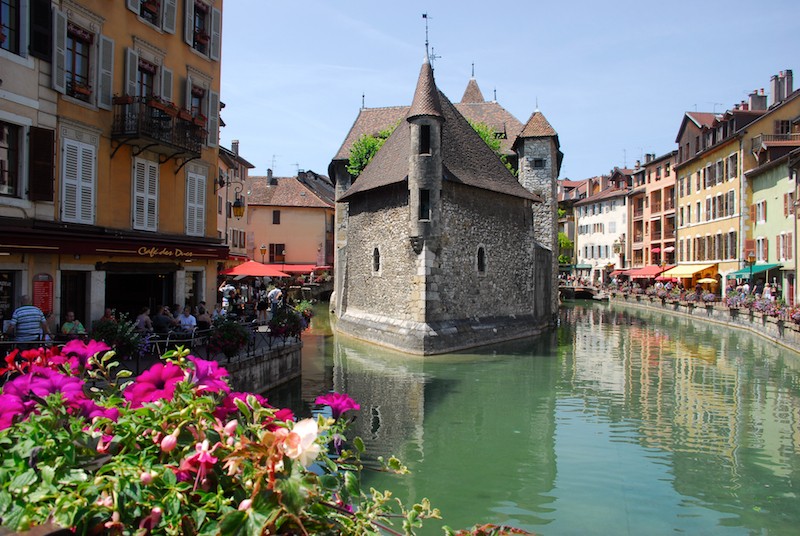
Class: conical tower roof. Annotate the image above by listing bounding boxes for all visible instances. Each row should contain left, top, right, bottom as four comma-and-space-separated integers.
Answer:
408, 55, 443, 120
460, 78, 485, 103
518, 111, 557, 138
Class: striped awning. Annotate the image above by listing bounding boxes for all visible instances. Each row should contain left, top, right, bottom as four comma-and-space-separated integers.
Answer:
660, 263, 716, 278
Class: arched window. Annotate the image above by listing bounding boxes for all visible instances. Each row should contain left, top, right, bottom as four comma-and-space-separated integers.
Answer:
477, 246, 486, 273
372, 247, 380, 273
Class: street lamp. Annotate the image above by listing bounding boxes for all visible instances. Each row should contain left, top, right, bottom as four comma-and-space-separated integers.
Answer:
215, 176, 246, 220
260, 244, 267, 264
747, 252, 757, 285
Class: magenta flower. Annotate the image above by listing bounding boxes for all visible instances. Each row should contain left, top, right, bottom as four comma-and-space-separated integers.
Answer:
187, 356, 230, 395
214, 391, 267, 419
61, 339, 110, 370
0, 367, 89, 429
315, 392, 360, 420
124, 362, 184, 408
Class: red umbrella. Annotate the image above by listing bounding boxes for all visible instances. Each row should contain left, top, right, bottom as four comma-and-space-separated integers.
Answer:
220, 260, 290, 278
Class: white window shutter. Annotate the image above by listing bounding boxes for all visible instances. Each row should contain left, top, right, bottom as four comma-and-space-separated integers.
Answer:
18, 0, 29, 58
163, 0, 177, 34
52, 9, 67, 94
98, 35, 115, 110
210, 7, 221, 61
146, 161, 158, 231
207, 90, 219, 147
161, 67, 173, 103
184, 75, 193, 111
186, 171, 205, 236
133, 160, 147, 229
78, 144, 95, 224
184, 0, 194, 46
196, 173, 206, 235
62, 140, 80, 221
127, 0, 140, 13
125, 48, 139, 97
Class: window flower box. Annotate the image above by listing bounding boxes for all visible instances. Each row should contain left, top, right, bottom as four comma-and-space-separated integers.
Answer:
142, 0, 160, 14
72, 83, 92, 96
195, 30, 210, 45
147, 97, 168, 112
178, 108, 193, 121
193, 114, 207, 127
112, 94, 135, 105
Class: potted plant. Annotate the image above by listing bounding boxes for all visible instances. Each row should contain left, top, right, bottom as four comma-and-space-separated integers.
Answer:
193, 113, 207, 127
163, 101, 179, 117
142, 0, 159, 14
146, 96, 168, 112
195, 30, 210, 44
207, 317, 250, 359
178, 108, 193, 121
90, 313, 143, 360
71, 83, 92, 96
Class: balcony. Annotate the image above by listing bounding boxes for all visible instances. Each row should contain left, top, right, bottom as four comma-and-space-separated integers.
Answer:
664, 197, 675, 211
633, 207, 644, 219
651, 202, 662, 213
111, 97, 205, 164
651, 229, 662, 241
751, 133, 800, 153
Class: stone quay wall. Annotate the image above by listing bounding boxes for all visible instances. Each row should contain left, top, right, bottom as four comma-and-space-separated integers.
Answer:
610, 295, 800, 355
225, 341, 302, 393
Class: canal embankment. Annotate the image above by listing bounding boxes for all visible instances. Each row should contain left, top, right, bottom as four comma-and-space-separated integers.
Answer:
608, 294, 800, 355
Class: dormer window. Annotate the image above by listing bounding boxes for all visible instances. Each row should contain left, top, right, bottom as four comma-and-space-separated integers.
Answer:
419, 124, 431, 154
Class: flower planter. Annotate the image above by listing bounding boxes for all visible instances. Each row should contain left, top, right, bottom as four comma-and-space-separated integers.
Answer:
147, 99, 168, 112
113, 95, 135, 105
193, 115, 207, 127
195, 31, 210, 45
178, 108, 193, 121
72, 84, 92, 96
142, 0, 160, 14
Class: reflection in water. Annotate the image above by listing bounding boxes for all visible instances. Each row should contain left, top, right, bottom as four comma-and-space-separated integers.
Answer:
272, 303, 800, 535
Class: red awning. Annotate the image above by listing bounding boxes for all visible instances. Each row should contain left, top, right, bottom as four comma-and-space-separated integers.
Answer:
627, 265, 667, 279
262, 263, 318, 274
221, 260, 290, 278
651, 247, 661, 253
610, 270, 625, 277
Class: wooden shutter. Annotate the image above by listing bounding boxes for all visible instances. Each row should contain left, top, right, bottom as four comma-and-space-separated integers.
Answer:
127, 0, 140, 13
763, 201, 767, 222
125, 48, 138, 97
785, 193, 789, 217
28, 127, 54, 202
184, 0, 194, 46
762, 238, 769, 260
52, 8, 67, 94
750, 204, 756, 222
163, 0, 177, 34
207, 90, 219, 147
186, 171, 205, 236
210, 7, 221, 60
133, 159, 158, 231
789, 232, 793, 260
744, 238, 756, 257
160, 67, 173, 103
29, 0, 52, 61
184, 75, 193, 111
97, 35, 114, 110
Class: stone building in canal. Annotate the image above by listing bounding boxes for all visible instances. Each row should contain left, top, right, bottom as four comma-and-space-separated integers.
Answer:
328, 55, 562, 355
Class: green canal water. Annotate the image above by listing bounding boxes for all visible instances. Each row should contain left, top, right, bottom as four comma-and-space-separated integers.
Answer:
271, 302, 800, 535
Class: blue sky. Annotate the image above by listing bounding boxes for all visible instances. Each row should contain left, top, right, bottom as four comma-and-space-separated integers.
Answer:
219, 0, 798, 181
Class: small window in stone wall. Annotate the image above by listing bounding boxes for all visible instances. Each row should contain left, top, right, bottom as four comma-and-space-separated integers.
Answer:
419, 188, 430, 220
372, 247, 381, 274
419, 124, 431, 154
533, 158, 546, 169
477, 246, 486, 274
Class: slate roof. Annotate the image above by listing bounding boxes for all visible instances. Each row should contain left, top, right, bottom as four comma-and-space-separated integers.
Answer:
408, 59, 443, 120
340, 74, 540, 203
333, 106, 408, 161
248, 176, 334, 208
461, 78, 485, 103
518, 111, 558, 138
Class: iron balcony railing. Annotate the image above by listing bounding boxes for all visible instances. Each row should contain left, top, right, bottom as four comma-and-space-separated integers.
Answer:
111, 97, 204, 156
751, 133, 800, 152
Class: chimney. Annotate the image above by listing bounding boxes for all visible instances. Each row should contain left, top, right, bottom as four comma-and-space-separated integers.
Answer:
645, 153, 655, 163
635, 159, 641, 169
771, 73, 784, 105
749, 89, 767, 111
740, 101, 749, 111
231, 139, 239, 156
267, 168, 276, 186
783, 69, 793, 101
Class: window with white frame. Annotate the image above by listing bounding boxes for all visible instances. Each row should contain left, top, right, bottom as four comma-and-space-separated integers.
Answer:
755, 200, 767, 223
727, 231, 737, 260
726, 190, 735, 217
185, 169, 206, 236
0, 117, 54, 202
133, 157, 158, 231
0, 120, 21, 197
125, 44, 171, 104
696, 201, 701, 222
61, 137, 96, 224
185, 69, 219, 147
679, 206, 684, 227
728, 154, 738, 180
126, 0, 178, 34
716, 160, 724, 185
686, 205, 691, 224
52, 8, 114, 110
756, 237, 767, 262
184, 0, 220, 61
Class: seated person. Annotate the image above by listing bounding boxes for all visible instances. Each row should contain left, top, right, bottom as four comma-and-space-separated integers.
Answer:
178, 306, 197, 333
60, 311, 86, 339
196, 306, 212, 330
151, 305, 173, 335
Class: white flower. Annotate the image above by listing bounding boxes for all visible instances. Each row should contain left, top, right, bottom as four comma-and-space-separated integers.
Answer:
283, 418, 321, 468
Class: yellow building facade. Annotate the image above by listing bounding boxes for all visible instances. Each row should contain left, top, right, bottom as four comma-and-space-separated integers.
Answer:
1, 0, 225, 329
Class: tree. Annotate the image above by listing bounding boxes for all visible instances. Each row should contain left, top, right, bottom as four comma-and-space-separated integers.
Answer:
468, 120, 516, 175
347, 121, 399, 177
558, 232, 574, 266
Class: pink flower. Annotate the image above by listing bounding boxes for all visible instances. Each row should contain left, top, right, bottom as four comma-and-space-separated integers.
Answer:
61, 339, 110, 370
315, 392, 360, 420
214, 391, 267, 419
180, 439, 220, 490
265, 407, 295, 432
124, 362, 184, 408
161, 432, 179, 452
187, 356, 230, 395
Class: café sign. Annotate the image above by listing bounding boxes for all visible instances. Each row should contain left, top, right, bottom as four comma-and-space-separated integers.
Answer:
137, 246, 194, 259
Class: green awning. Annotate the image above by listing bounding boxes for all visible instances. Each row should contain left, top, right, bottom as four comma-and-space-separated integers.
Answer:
726, 263, 782, 279
574, 263, 592, 269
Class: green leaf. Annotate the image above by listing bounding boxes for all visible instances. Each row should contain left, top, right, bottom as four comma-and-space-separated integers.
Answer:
353, 436, 365, 453
40, 465, 56, 485
219, 510, 248, 535
277, 469, 306, 514
318, 474, 339, 490
344, 470, 360, 497
162, 467, 177, 486
10, 469, 37, 491
0, 490, 12, 514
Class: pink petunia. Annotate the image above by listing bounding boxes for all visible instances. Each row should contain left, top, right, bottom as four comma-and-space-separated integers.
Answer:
187, 356, 230, 395
213, 391, 267, 419
0, 367, 90, 429
61, 339, 111, 371
315, 392, 360, 420
124, 362, 185, 408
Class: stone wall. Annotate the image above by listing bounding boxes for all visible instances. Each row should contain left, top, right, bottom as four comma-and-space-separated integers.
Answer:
225, 342, 302, 393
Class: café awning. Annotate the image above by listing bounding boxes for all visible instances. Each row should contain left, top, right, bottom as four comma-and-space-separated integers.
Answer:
221, 260, 290, 278
575, 263, 592, 269
660, 263, 716, 279
627, 264, 669, 279
725, 263, 782, 279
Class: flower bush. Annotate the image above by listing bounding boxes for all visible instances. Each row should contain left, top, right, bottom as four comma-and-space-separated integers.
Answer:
207, 317, 251, 358
91, 313, 144, 359
0, 342, 446, 535
268, 307, 306, 339
295, 300, 314, 322
701, 292, 717, 303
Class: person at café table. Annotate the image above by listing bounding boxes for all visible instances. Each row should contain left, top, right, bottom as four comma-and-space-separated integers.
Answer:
60, 311, 86, 338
